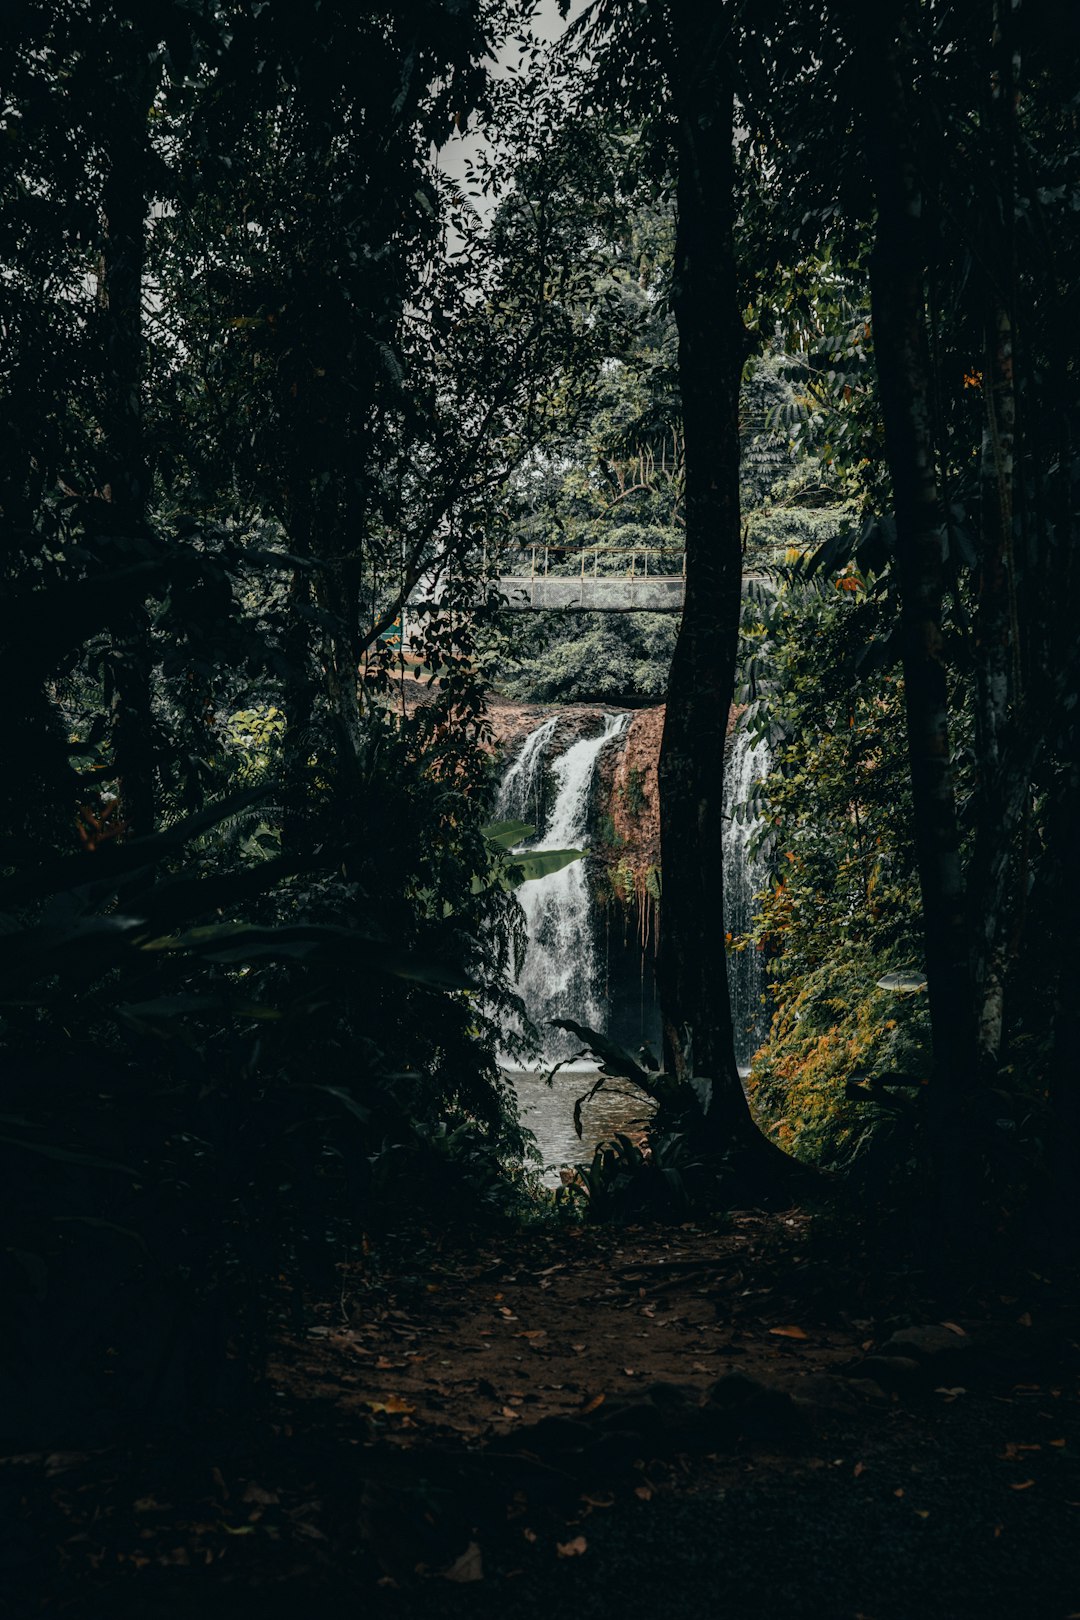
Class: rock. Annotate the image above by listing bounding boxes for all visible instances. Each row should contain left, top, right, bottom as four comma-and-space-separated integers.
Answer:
643, 1380, 698, 1413
790, 1373, 860, 1414
595, 1401, 668, 1446
580, 1429, 646, 1477
702, 1373, 808, 1448
706, 1371, 770, 1409
499, 1415, 592, 1456
844, 1377, 890, 1404
857, 1354, 924, 1391
879, 1323, 971, 1362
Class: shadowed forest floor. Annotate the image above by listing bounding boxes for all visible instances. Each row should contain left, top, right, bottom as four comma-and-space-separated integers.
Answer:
6, 1213, 1080, 1618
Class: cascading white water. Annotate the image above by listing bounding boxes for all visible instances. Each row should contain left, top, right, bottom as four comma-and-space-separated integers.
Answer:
723, 726, 773, 1071
497, 712, 630, 1066
496, 715, 559, 828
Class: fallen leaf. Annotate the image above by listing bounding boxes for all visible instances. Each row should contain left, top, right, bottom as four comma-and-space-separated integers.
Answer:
443, 1542, 484, 1583
769, 1325, 809, 1340
940, 1321, 967, 1337
294, 1521, 327, 1541
893, 1488, 904, 1498
501, 1406, 521, 1421
993, 1524, 1004, 1538
853, 1463, 866, 1478
582, 1492, 615, 1508
1050, 1439, 1067, 1448
634, 1483, 653, 1501
1017, 1312, 1032, 1327
581, 1393, 606, 1416
516, 1330, 547, 1340
914, 1509, 930, 1520
523, 1528, 537, 1543
241, 1483, 279, 1505
1010, 1480, 1036, 1490
571, 1343, 586, 1354
364, 1396, 415, 1415
556, 1536, 588, 1558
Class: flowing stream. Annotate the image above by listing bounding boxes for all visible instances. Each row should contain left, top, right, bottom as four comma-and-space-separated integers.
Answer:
497, 712, 644, 1180
723, 726, 773, 1070
498, 711, 630, 1065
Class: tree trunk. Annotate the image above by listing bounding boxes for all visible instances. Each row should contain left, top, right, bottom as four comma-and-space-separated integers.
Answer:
101, 34, 155, 840
968, 1, 1029, 1078
852, 11, 979, 1151
653, 4, 765, 1156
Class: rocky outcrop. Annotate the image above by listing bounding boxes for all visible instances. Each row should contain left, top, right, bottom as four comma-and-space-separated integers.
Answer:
485, 694, 622, 760
596, 706, 664, 945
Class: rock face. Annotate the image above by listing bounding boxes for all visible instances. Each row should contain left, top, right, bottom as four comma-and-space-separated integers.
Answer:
486, 695, 612, 762
605, 705, 664, 907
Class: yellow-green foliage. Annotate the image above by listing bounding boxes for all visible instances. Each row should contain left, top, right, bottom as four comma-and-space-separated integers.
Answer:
738, 569, 931, 1166
748, 940, 929, 1163
222, 706, 285, 783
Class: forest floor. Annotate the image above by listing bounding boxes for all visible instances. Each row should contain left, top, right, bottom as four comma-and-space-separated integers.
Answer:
6, 1210, 1080, 1619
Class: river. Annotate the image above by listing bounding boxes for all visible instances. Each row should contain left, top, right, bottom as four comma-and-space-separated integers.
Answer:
506, 1066, 654, 1187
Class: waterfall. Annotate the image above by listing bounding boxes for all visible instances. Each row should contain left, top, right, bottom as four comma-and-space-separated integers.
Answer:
723, 726, 772, 1071
497, 712, 630, 1066
496, 715, 559, 828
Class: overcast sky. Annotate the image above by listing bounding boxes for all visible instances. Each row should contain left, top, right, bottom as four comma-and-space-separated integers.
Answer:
434, 0, 588, 203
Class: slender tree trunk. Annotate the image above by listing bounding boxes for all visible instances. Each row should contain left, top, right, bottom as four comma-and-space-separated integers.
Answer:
851, 11, 979, 1152
101, 35, 155, 840
969, 0, 1028, 1077
653, 4, 765, 1156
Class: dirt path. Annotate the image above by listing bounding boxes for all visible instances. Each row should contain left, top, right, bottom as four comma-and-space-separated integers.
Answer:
6, 1214, 1080, 1617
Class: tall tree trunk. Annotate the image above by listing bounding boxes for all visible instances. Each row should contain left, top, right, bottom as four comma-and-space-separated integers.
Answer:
970, 300, 1017, 1071
653, 4, 764, 1156
851, 11, 979, 1156
101, 32, 155, 840
969, 0, 1027, 1077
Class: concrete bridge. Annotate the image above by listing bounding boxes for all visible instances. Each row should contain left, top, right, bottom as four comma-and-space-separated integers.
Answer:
403, 547, 771, 624
493, 574, 687, 612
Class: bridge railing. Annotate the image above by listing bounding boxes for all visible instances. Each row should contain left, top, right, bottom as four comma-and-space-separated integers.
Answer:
499, 542, 686, 581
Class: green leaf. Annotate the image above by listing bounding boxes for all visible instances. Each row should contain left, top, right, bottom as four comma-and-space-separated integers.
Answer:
0, 1135, 136, 1175
314, 1085, 371, 1127
481, 819, 536, 849
549, 1019, 654, 1091
510, 847, 584, 883
141, 922, 475, 989
118, 993, 283, 1024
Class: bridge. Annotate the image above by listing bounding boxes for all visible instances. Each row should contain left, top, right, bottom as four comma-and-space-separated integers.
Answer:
493, 573, 686, 612
405, 545, 769, 621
